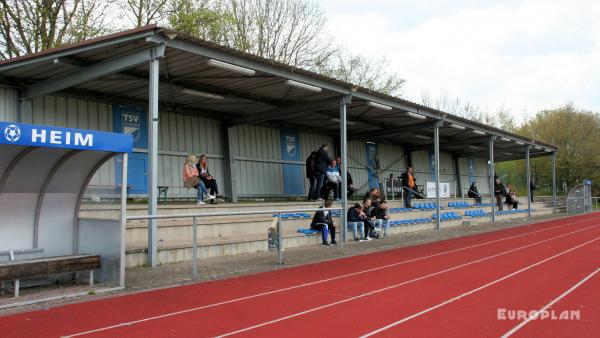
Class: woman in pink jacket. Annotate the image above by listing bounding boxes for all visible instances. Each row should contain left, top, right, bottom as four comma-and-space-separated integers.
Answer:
183, 154, 215, 205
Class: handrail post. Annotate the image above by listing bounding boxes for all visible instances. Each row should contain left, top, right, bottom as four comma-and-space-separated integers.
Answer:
276, 213, 283, 265
192, 216, 198, 278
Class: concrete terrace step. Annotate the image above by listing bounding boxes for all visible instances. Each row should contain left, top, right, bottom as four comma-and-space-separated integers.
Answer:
122, 207, 550, 268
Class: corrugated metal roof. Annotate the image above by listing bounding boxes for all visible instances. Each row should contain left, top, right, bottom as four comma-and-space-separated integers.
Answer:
0, 25, 557, 161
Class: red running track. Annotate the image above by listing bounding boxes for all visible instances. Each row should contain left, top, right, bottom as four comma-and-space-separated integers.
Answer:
1, 213, 599, 338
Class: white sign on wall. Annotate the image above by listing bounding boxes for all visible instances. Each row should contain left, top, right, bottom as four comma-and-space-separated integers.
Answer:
426, 181, 451, 198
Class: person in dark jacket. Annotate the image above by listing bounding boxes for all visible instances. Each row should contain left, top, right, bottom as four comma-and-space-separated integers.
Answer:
494, 178, 505, 211
336, 156, 356, 199
361, 198, 378, 239
468, 182, 482, 205
196, 154, 219, 204
529, 178, 537, 202
310, 200, 337, 246
314, 145, 332, 201
373, 199, 390, 236
347, 203, 365, 240
306, 151, 318, 200
505, 183, 519, 209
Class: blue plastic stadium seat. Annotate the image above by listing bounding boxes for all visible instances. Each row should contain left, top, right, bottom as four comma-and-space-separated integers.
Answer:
297, 228, 320, 235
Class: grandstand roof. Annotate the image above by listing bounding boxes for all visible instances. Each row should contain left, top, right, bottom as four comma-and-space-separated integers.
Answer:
0, 25, 557, 161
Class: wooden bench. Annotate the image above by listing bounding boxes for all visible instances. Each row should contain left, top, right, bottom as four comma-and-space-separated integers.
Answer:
0, 254, 101, 297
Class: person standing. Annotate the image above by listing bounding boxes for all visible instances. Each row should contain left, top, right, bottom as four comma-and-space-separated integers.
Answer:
530, 178, 537, 202
401, 166, 417, 208
494, 178, 505, 211
314, 144, 332, 201
306, 151, 318, 201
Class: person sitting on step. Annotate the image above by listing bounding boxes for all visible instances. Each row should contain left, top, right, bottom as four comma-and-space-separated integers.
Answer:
373, 199, 391, 237
468, 182, 482, 205
322, 160, 342, 202
196, 154, 219, 204
183, 154, 215, 206
310, 200, 338, 246
347, 203, 366, 241
505, 183, 519, 210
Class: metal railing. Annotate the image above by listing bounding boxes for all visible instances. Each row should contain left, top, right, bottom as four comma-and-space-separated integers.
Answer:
126, 207, 343, 278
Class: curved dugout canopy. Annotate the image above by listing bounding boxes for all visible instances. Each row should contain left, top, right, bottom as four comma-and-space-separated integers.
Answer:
0, 122, 132, 257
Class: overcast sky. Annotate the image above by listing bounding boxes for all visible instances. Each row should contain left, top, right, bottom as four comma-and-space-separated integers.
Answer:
321, 0, 600, 121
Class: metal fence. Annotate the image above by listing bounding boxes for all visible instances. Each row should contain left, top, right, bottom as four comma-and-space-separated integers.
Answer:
126, 207, 343, 279
566, 184, 592, 214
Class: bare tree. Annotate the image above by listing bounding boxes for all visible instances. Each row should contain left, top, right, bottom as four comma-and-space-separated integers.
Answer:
319, 50, 405, 96
121, 0, 169, 27
0, 0, 112, 59
167, 0, 332, 69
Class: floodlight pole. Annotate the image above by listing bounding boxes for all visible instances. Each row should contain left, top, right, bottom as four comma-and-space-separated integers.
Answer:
489, 135, 496, 222
340, 94, 352, 250
526, 145, 532, 217
148, 52, 161, 267
552, 151, 557, 213
434, 120, 442, 230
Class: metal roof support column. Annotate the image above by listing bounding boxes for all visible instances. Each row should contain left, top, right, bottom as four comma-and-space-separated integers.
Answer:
120, 153, 128, 287
147, 52, 160, 268
489, 136, 496, 222
223, 124, 238, 202
434, 120, 442, 230
453, 154, 462, 198
340, 94, 352, 249
526, 145, 532, 217
552, 152, 557, 213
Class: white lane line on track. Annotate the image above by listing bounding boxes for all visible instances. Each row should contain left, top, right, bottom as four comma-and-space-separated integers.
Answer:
213, 224, 600, 337
63, 216, 599, 338
501, 267, 600, 338
360, 238, 600, 337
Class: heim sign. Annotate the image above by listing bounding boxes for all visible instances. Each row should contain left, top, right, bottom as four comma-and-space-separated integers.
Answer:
1, 122, 132, 153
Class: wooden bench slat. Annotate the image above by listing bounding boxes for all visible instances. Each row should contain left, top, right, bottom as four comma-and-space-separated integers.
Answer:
0, 254, 101, 281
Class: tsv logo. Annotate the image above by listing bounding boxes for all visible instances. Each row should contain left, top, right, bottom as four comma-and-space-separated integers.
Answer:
4, 124, 21, 142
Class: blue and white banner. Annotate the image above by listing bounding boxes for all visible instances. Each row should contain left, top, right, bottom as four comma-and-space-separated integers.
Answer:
428, 151, 436, 180
365, 142, 379, 190
0, 122, 132, 153
467, 157, 475, 184
113, 105, 148, 149
280, 129, 303, 195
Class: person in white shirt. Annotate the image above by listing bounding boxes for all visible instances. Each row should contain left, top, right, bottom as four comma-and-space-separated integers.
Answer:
323, 160, 342, 202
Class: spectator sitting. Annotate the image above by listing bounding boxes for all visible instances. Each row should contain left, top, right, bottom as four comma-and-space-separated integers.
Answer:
196, 154, 219, 204
183, 155, 215, 206
347, 203, 366, 241
362, 198, 379, 239
306, 151, 318, 201
310, 200, 337, 246
314, 144, 332, 201
322, 160, 342, 202
363, 188, 381, 208
467, 182, 482, 205
505, 183, 519, 210
373, 199, 391, 237
336, 156, 356, 199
